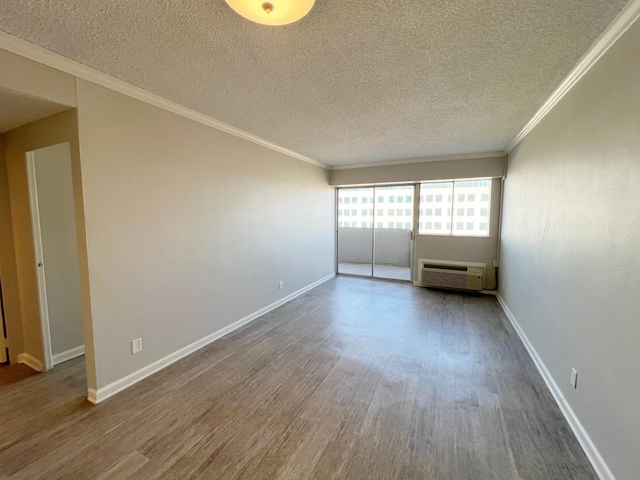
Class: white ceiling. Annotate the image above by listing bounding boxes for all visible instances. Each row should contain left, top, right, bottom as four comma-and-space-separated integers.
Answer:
0, 86, 71, 133
0, 1, 628, 166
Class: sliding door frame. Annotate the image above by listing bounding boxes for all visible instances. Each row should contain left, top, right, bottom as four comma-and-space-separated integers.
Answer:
336, 183, 417, 283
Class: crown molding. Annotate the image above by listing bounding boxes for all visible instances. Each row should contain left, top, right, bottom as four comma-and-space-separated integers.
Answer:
506, 0, 640, 153
0, 31, 328, 170
329, 152, 506, 171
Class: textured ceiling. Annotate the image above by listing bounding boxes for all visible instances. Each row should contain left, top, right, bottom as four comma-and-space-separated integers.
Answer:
0, 1, 628, 166
0, 86, 71, 133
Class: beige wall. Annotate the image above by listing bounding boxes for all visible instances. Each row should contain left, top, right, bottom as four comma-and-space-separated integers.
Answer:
0, 48, 76, 107
415, 178, 501, 289
75, 79, 335, 389
0, 134, 24, 361
329, 155, 505, 186
3, 110, 95, 384
499, 19, 640, 479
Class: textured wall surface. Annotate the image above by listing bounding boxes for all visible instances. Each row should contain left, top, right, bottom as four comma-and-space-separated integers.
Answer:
75, 79, 335, 388
0, 1, 627, 165
500, 19, 640, 479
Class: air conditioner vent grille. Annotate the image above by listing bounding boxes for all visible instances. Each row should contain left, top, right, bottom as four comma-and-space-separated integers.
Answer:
422, 264, 468, 272
423, 271, 468, 288
418, 259, 486, 292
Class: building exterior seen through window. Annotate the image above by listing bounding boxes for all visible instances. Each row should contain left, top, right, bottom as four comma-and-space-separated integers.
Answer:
337, 180, 491, 237
337, 186, 413, 229
418, 180, 491, 236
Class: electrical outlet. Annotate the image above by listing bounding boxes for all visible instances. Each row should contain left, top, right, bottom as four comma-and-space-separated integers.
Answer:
570, 368, 578, 389
131, 338, 143, 355
278, 281, 283, 290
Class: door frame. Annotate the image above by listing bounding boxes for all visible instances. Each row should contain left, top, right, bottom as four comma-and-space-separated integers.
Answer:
25, 150, 54, 371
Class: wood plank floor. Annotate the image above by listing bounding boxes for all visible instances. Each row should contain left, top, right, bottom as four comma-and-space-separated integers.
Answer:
0, 277, 597, 479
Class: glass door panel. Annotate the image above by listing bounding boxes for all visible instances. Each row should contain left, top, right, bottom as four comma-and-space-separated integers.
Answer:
337, 187, 374, 277
372, 185, 414, 281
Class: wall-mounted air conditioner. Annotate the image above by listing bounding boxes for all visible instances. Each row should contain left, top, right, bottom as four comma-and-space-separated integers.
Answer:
418, 259, 485, 292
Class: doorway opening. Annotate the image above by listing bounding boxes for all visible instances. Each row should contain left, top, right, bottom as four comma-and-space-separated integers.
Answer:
26, 143, 84, 371
337, 185, 415, 282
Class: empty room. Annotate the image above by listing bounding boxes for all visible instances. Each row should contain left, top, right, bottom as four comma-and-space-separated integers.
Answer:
0, 1, 638, 479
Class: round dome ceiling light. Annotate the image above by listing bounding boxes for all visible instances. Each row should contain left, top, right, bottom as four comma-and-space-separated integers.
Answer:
225, 0, 316, 26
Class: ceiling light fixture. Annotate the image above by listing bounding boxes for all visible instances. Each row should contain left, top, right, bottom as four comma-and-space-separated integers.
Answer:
225, 0, 315, 26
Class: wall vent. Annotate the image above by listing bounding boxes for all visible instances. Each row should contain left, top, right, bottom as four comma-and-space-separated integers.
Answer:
418, 259, 485, 291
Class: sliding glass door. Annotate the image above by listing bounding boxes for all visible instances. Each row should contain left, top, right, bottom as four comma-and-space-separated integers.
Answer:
337, 185, 414, 281
337, 187, 374, 276
373, 185, 414, 281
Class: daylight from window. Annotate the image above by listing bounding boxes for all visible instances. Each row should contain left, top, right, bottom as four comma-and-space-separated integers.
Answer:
418, 180, 491, 236
337, 187, 414, 229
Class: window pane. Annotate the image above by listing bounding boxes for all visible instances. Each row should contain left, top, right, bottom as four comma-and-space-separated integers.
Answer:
452, 179, 491, 237
419, 182, 453, 234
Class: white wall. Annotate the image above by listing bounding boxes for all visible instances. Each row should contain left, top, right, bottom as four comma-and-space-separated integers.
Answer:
32, 143, 84, 356
499, 18, 640, 479
75, 79, 335, 390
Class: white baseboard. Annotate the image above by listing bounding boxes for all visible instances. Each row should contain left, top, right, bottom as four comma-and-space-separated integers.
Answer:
17, 352, 44, 372
88, 273, 336, 405
52, 345, 85, 366
495, 293, 616, 480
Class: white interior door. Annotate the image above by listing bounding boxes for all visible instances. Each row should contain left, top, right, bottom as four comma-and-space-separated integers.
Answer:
27, 143, 84, 370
